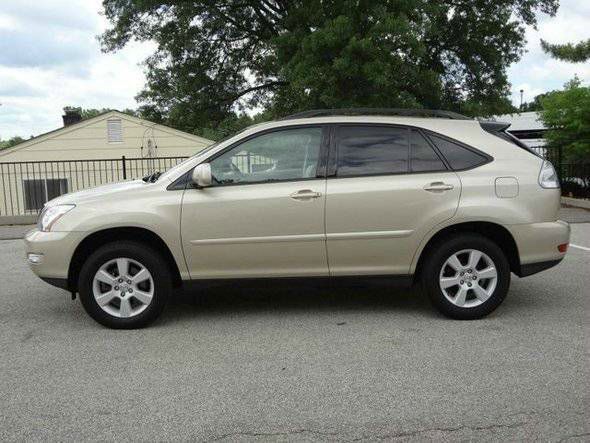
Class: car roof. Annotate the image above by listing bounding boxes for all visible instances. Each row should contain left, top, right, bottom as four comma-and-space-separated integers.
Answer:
247, 115, 481, 134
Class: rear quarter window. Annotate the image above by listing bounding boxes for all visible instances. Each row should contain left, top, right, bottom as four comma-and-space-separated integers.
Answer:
427, 134, 489, 170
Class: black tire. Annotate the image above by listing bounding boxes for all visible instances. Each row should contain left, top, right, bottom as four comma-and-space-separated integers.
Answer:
78, 241, 171, 329
421, 233, 510, 320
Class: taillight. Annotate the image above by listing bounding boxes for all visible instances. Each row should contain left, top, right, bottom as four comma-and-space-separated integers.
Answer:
538, 160, 560, 189
558, 243, 568, 253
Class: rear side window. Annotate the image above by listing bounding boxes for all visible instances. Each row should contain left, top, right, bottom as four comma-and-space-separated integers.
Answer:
427, 134, 488, 170
336, 126, 408, 176
410, 130, 446, 172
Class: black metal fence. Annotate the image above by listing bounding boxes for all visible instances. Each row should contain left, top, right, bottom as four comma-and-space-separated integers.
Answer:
530, 146, 590, 199
1, 148, 588, 217
0, 156, 188, 216
0, 153, 277, 217
560, 163, 590, 199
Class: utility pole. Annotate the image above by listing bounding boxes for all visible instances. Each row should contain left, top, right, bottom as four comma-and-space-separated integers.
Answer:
519, 89, 524, 111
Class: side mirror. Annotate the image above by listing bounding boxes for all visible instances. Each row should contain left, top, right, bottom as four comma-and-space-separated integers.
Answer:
192, 163, 212, 188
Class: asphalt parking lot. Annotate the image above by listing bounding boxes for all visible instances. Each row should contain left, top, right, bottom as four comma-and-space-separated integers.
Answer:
0, 221, 589, 441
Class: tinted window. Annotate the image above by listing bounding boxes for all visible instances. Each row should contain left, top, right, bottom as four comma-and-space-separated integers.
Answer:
46, 179, 68, 200
410, 130, 446, 172
210, 127, 322, 185
23, 179, 46, 211
336, 126, 408, 176
428, 134, 488, 170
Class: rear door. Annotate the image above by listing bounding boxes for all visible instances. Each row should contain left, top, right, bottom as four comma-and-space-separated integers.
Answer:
325, 125, 461, 276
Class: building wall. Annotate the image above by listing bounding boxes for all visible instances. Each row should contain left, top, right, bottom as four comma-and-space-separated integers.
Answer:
0, 113, 213, 217
0, 114, 211, 162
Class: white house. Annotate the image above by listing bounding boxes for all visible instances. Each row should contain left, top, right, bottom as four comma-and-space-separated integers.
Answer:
493, 111, 547, 149
0, 110, 213, 219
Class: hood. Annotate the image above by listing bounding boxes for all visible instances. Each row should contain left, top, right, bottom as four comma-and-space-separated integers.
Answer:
47, 179, 147, 206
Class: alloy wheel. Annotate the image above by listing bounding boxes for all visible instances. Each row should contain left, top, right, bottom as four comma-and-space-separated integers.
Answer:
439, 249, 498, 308
92, 257, 154, 318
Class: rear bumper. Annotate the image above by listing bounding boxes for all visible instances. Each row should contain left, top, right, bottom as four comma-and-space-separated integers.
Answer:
507, 220, 570, 277
518, 258, 564, 277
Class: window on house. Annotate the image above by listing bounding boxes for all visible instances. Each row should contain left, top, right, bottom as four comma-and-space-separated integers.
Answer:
23, 179, 46, 211
107, 119, 123, 143
23, 178, 69, 211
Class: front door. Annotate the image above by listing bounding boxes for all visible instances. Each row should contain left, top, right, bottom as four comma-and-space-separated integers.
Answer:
181, 126, 329, 279
325, 125, 461, 276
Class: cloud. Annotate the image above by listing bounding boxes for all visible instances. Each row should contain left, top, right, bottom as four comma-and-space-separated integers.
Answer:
0, 0, 588, 138
0, 1, 98, 31
0, 74, 41, 97
0, 0, 154, 138
0, 28, 96, 68
508, 0, 590, 105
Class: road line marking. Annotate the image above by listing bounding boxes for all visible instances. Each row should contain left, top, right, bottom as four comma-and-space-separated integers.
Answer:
570, 244, 590, 252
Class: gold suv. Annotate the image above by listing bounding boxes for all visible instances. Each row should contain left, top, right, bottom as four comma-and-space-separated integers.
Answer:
24, 110, 570, 328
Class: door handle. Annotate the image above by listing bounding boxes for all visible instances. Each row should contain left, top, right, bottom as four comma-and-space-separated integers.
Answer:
423, 182, 454, 192
290, 189, 322, 200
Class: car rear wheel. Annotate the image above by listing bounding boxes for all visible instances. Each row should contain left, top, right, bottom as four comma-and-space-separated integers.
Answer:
422, 233, 510, 319
78, 241, 171, 329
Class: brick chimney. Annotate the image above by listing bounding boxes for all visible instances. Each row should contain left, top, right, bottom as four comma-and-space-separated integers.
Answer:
62, 109, 82, 126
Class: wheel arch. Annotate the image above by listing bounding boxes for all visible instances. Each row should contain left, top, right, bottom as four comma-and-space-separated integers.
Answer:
413, 221, 521, 283
68, 227, 183, 292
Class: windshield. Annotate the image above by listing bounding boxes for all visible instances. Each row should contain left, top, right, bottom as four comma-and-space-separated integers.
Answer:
156, 127, 253, 182
156, 141, 221, 182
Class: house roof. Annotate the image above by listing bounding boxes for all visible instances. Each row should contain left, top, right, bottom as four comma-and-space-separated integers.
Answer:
0, 110, 213, 158
492, 111, 546, 132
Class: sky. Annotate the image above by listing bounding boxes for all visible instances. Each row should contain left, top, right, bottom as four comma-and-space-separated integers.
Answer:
0, 0, 589, 139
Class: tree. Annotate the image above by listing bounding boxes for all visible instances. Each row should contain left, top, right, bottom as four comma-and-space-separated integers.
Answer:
0, 136, 25, 150
541, 39, 590, 63
521, 93, 549, 112
539, 77, 590, 162
100, 0, 557, 135
63, 106, 138, 120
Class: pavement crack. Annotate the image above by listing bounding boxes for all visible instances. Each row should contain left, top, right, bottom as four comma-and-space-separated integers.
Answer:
558, 432, 590, 442
352, 421, 529, 441
208, 428, 340, 441
208, 421, 530, 442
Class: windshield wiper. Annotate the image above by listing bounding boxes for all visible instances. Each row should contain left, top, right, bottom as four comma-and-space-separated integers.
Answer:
142, 171, 162, 183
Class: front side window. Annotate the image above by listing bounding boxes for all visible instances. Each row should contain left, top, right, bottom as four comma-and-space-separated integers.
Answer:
209, 127, 323, 185
336, 126, 409, 176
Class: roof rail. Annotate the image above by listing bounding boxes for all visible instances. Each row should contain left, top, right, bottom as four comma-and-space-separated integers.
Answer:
281, 108, 471, 120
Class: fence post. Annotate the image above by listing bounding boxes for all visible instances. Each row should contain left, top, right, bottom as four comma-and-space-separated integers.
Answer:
557, 146, 563, 183
122, 155, 127, 180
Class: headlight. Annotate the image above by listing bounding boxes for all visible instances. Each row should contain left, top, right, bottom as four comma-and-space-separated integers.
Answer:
37, 204, 76, 232
538, 160, 560, 189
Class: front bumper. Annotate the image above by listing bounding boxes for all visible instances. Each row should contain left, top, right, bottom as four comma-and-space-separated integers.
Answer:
506, 220, 570, 277
24, 229, 85, 284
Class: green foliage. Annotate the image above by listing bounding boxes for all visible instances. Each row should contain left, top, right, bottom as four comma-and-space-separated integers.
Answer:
541, 39, 590, 63
99, 0, 556, 133
63, 106, 138, 120
521, 93, 549, 112
0, 136, 25, 150
540, 77, 590, 162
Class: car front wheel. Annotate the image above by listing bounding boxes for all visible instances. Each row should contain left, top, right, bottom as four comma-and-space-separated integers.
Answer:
422, 233, 511, 319
78, 241, 171, 329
